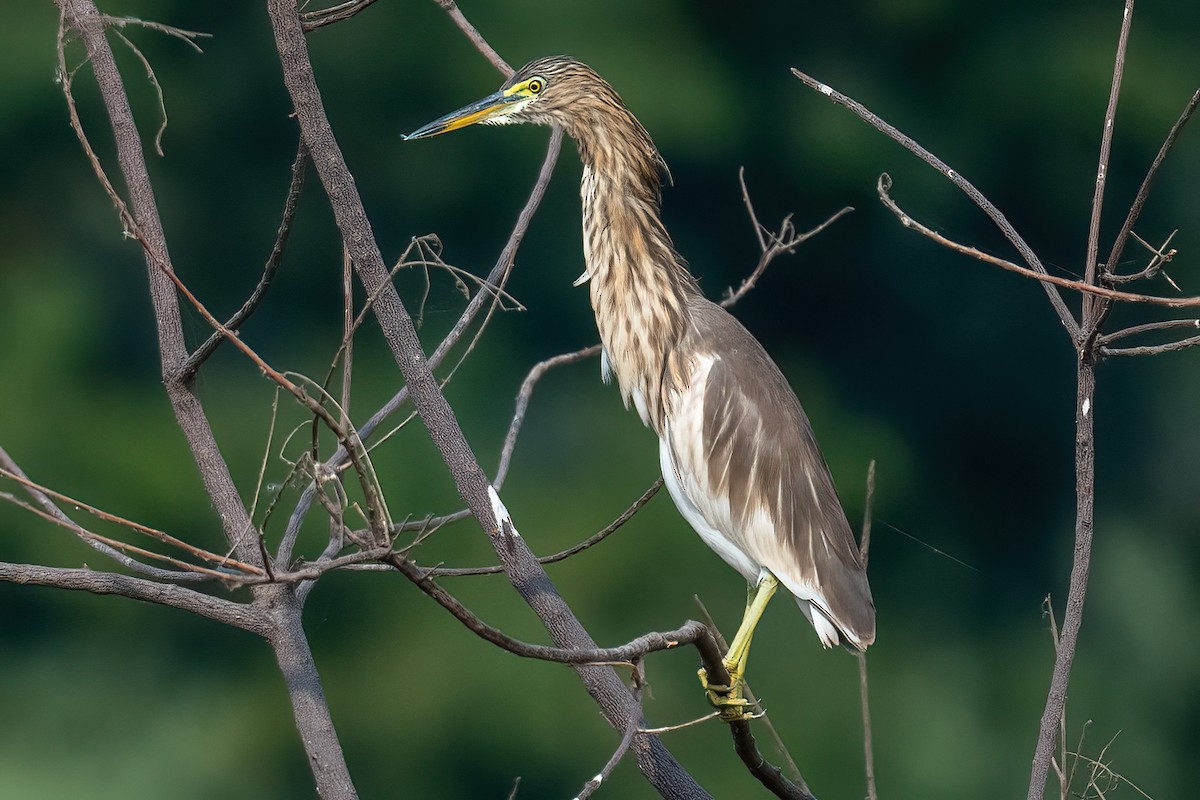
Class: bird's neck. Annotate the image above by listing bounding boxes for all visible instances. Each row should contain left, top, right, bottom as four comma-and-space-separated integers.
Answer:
574, 124, 699, 433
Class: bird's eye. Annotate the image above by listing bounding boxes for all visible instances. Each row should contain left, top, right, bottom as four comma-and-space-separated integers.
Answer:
527, 78, 544, 94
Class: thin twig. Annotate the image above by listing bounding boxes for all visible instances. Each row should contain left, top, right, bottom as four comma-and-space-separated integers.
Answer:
693, 596, 807, 792
725, 170, 852, 307
858, 459, 878, 800
1081, 0, 1135, 328
1028, 7, 1134, 797
387, 551, 714, 665
427, 481, 662, 577
0, 562, 266, 633
1105, 229, 1179, 285
877, 174, 1200, 309
496, 345, 600, 488
0, 466, 264, 576
575, 662, 646, 800
301, 0, 379, 31
98, 14, 209, 53
1101, 88, 1199, 287
0, 446, 202, 582
110, 30, 169, 156
791, 66, 1080, 339
429, 0, 512, 76
1100, 334, 1200, 357
182, 141, 308, 379
277, 130, 562, 566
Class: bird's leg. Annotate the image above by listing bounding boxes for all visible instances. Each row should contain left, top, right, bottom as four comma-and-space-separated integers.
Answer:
700, 573, 779, 721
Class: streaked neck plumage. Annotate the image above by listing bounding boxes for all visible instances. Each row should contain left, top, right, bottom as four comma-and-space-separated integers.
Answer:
568, 107, 700, 434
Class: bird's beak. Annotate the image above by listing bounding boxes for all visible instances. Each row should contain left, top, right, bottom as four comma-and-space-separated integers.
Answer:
403, 89, 518, 140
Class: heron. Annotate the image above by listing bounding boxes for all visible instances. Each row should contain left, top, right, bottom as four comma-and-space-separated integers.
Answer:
406, 56, 875, 718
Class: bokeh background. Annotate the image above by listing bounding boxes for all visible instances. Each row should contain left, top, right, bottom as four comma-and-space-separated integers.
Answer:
2, 1, 1198, 798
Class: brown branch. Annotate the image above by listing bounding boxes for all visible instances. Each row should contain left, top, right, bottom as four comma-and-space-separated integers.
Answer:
858, 460, 878, 800
429, 0, 512, 76
1100, 334, 1200, 357
265, 4, 705, 795
277, 130, 563, 567
1027, 6, 1132, 797
575, 663, 646, 800
1, 466, 264, 575
387, 551, 714, 665
692, 597, 811, 798
792, 67, 1080, 339
0, 562, 267, 634
300, 0, 379, 31
877, 174, 1200, 309
57, 0, 262, 566
1103, 87, 1199, 281
426, 480, 663, 578
1080, 0, 1134, 328
182, 140, 308, 380
1098, 318, 1200, 345
1106, 229, 1179, 286
0, 445, 203, 582
724, 169, 853, 307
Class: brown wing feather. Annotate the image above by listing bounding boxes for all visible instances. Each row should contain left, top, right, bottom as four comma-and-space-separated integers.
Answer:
686, 298, 876, 648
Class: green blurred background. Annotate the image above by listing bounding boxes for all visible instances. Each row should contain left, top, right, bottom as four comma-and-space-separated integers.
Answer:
2, 1, 1198, 797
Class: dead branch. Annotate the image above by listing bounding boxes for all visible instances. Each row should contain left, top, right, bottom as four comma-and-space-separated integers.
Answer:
1098, 85, 1198, 290
300, 0, 379, 31
429, 0, 512, 76
575, 662, 646, 800
57, 0, 263, 565
858, 460, 878, 800
0, 562, 266, 634
791, 67, 1080, 338
277, 129, 563, 568
724, 169, 853, 307
426, 480, 663, 578
266, 4, 706, 795
182, 141, 308, 380
876, 174, 1200, 310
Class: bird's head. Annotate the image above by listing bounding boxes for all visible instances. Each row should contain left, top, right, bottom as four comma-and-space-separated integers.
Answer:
404, 56, 620, 140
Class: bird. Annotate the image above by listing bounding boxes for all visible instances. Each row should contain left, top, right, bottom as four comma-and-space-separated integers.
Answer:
405, 56, 875, 718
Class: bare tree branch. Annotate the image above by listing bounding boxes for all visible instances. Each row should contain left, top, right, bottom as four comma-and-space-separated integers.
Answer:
429, 0, 513, 76
0, 446, 206, 582
877, 174, 1200, 309
1080, 0, 1135, 330
300, 0, 379, 32
57, 0, 262, 566
1099, 86, 1200, 289
791, 67, 1080, 339
265, 3, 706, 795
279, 130, 563, 568
182, 140, 308, 380
858, 460, 878, 800
576, 662, 646, 800
1027, 5, 1132, 797
0, 562, 266, 634
725, 169, 853, 307
427, 480, 663, 578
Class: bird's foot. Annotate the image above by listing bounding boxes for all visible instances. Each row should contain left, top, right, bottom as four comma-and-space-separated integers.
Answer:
698, 665, 755, 722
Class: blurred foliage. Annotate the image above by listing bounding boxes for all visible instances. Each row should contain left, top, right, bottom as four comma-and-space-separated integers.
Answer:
1, 1, 1198, 798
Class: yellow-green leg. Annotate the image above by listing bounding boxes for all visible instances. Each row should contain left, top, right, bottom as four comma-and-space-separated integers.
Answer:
699, 573, 779, 721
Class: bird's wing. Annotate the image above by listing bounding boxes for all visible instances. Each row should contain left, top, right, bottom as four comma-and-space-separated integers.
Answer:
664, 299, 875, 649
